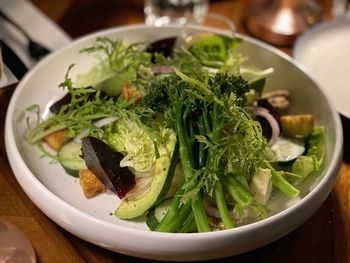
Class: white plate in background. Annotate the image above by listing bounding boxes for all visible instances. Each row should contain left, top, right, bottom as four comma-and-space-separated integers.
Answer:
293, 16, 350, 118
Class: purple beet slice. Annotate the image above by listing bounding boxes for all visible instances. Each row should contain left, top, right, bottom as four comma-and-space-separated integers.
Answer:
145, 37, 177, 62
81, 136, 135, 198
49, 93, 72, 114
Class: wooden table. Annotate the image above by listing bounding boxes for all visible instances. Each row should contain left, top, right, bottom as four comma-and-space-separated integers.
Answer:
1, 0, 349, 262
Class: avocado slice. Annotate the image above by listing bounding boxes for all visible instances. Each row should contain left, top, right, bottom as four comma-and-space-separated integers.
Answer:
115, 133, 178, 219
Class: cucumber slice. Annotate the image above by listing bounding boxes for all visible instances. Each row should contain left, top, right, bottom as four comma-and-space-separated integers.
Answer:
58, 141, 87, 172
154, 198, 173, 222
62, 166, 80, 178
271, 137, 305, 162
146, 198, 173, 231
146, 209, 159, 231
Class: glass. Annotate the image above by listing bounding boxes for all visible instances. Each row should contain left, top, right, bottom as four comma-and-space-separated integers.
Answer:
144, 0, 209, 26
0, 219, 36, 263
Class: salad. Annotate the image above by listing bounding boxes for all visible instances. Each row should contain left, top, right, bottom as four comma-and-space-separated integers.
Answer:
25, 33, 325, 233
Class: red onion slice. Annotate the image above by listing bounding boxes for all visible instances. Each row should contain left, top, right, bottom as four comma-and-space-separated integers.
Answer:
93, 116, 119, 128
152, 66, 176, 74
74, 116, 119, 143
248, 106, 280, 146
203, 200, 222, 218
125, 176, 153, 200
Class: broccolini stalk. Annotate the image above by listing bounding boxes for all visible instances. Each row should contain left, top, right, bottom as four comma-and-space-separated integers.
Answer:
263, 162, 300, 198
215, 181, 235, 229
180, 72, 269, 229
143, 70, 269, 232
140, 32, 287, 232
178, 211, 196, 233
156, 201, 192, 232
167, 77, 211, 232
191, 193, 211, 232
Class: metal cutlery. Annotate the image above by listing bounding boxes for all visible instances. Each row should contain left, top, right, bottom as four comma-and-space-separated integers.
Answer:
0, 9, 50, 61
0, 39, 27, 80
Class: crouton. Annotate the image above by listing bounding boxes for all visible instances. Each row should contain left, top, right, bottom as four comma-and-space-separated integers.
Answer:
122, 80, 141, 103
79, 169, 106, 199
42, 129, 68, 151
280, 114, 314, 137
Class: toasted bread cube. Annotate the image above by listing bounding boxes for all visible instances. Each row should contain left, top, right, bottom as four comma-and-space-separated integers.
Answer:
280, 114, 314, 137
79, 169, 106, 199
122, 80, 141, 103
42, 129, 68, 151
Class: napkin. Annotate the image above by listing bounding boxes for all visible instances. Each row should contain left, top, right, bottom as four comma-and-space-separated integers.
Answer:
0, 38, 27, 88
0, 64, 17, 87
0, 0, 71, 86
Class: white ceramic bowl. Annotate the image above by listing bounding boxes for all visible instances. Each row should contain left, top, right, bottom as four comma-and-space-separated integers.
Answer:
5, 25, 343, 261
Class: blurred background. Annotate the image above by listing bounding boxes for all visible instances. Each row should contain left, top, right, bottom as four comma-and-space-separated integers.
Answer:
27, 0, 334, 41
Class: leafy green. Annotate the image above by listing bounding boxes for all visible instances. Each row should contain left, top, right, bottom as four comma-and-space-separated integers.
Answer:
106, 116, 175, 177
291, 156, 315, 178
26, 65, 140, 144
305, 126, 325, 169
291, 126, 325, 177
189, 34, 241, 67
76, 37, 152, 95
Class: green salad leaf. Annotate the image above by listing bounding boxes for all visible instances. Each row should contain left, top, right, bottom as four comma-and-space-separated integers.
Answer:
292, 126, 325, 177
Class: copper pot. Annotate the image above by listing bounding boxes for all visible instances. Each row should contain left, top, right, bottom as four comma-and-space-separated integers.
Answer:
245, 0, 322, 46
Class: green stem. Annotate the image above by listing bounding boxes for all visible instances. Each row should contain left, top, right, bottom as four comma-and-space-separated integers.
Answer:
202, 109, 211, 133
191, 193, 211, 232
27, 112, 112, 144
271, 170, 300, 198
176, 71, 209, 95
157, 202, 192, 232
27, 123, 67, 143
178, 211, 197, 233
215, 181, 235, 229
176, 71, 223, 106
264, 162, 300, 198
155, 189, 183, 232
173, 104, 193, 179
186, 115, 196, 168
207, 103, 224, 150
224, 176, 252, 207
198, 114, 208, 168
212, 103, 220, 130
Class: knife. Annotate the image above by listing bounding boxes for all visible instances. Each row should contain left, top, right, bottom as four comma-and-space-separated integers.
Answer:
0, 39, 28, 80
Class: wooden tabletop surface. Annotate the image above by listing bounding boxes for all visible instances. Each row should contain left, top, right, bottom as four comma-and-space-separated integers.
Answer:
1, 0, 349, 262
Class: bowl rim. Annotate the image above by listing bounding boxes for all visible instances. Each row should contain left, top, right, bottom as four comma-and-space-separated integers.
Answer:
5, 24, 343, 243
